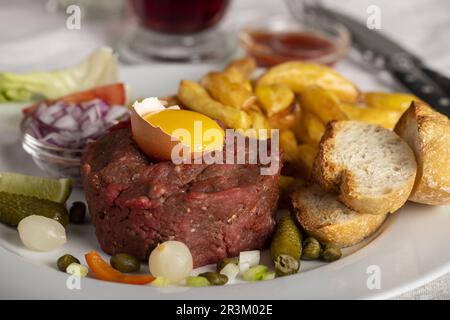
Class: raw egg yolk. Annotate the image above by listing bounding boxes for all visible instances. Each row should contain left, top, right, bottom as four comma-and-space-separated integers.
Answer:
143, 110, 224, 153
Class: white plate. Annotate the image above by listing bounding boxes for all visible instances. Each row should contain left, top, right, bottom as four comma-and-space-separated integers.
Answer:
0, 64, 449, 300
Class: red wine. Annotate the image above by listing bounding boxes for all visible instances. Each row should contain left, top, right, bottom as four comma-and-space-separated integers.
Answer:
130, 0, 230, 34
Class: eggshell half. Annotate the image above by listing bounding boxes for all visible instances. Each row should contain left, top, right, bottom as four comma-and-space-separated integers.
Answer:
131, 107, 183, 161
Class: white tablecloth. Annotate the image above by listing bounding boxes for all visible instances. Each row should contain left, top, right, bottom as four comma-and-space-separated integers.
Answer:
0, 0, 449, 299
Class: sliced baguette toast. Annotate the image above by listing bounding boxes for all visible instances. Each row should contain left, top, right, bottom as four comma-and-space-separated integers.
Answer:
291, 185, 386, 247
312, 120, 417, 215
394, 101, 450, 205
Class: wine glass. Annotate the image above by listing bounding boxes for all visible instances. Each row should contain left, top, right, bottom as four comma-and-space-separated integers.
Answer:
119, 0, 234, 63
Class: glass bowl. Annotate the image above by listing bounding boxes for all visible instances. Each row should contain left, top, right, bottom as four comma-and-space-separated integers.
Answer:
21, 116, 85, 186
239, 14, 351, 67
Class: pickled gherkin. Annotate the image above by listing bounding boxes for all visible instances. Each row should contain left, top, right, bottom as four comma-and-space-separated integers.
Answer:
270, 215, 303, 276
0, 191, 69, 227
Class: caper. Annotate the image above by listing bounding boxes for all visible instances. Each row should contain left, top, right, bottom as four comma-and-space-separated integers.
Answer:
198, 272, 228, 286
301, 237, 321, 260
57, 254, 80, 272
69, 202, 86, 224
110, 253, 141, 273
216, 257, 239, 273
320, 243, 342, 262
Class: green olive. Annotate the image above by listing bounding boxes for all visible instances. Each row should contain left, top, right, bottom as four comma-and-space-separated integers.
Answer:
216, 257, 239, 273
69, 202, 86, 224
110, 253, 141, 273
301, 237, 321, 260
198, 272, 228, 285
320, 243, 342, 262
57, 254, 80, 272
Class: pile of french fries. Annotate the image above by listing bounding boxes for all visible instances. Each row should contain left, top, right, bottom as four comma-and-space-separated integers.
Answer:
177, 58, 418, 178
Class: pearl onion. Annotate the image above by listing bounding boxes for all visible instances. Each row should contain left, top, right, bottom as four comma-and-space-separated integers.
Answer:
148, 241, 193, 284
18, 215, 66, 251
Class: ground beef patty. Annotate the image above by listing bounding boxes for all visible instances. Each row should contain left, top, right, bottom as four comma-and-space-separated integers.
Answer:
81, 126, 281, 267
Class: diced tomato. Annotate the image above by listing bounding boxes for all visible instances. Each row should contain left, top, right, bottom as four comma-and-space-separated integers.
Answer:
22, 83, 127, 115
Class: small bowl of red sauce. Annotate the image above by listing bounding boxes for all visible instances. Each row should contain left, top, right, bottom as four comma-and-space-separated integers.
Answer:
239, 15, 350, 67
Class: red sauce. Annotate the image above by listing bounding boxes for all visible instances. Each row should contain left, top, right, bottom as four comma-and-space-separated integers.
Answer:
242, 31, 339, 68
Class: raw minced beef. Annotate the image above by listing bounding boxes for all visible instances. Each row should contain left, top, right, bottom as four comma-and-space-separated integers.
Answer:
81, 126, 282, 267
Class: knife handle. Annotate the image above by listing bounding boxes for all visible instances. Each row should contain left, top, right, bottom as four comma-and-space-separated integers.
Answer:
387, 56, 450, 117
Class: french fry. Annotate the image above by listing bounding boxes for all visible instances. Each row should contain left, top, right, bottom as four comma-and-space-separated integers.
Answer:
249, 109, 271, 130
223, 58, 255, 92
298, 85, 348, 124
297, 143, 318, 178
177, 80, 252, 129
294, 109, 326, 145
224, 57, 257, 81
364, 92, 418, 113
221, 68, 253, 91
223, 58, 256, 93
341, 103, 402, 130
338, 102, 364, 119
267, 103, 301, 130
280, 129, 318, 178
246, 109, 272, 139
242, 80, 253, 92
255, 84, 294, 116
257, 61, 360, 103
280, 129, 300, 163
201, 72, 256, 109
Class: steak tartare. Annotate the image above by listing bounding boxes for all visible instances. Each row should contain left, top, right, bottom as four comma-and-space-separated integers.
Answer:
81, 126, 281, 267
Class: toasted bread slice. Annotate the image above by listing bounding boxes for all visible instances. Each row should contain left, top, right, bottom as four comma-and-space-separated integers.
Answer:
394, 101, 450, 205
291, 185, 386, 247
312, 120, 417, 215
